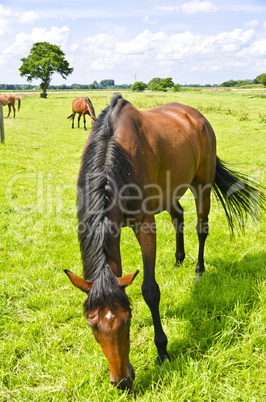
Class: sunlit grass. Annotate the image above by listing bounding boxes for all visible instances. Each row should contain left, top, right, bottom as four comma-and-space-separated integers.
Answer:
0, 90, 265, 401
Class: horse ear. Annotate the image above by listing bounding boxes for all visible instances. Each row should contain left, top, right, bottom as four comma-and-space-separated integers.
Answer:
64, 270, 93, 293
118, 270, 139, 288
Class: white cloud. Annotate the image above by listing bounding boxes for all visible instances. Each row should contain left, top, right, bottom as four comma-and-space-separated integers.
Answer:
237, 38, 266, 58
0, 54, 8, 66
0, 4, 13, 17
90, 59, 109, 71
0, 6, 39, 36
3, 26, 71, 56
0, 18, 9, 36
115, 30, 168, 55
30, 26, 70, 45
243, 20, 259, 28
0, 5, 13, 36
143, 16, 157, 25
181, 0, 219, 14
80, 27, 256, 76
191, 61, 248, 73
3, 24, 255, 77
215, 29, 255, 50
18, 11, 40, 24
154, 6, 179, 12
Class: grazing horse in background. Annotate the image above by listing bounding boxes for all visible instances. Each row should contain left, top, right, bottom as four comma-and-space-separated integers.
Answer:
0, 94, 21, 118
65, 94, 265, 390
67, 97, 96, 130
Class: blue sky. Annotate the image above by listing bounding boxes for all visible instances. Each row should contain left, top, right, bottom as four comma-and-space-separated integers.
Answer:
0, 0, 266, 85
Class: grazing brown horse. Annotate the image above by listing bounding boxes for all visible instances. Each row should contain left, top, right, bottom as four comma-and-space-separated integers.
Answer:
67, 97, 96, 130
0, 94, 21, 118
65, 94, 265, 390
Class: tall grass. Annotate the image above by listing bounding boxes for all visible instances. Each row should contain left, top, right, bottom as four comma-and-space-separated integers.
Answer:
0, 90, 265, 401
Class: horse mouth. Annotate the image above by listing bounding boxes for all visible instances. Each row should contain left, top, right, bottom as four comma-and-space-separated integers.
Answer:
111, 377, 133, 390
111, 363, 135, 390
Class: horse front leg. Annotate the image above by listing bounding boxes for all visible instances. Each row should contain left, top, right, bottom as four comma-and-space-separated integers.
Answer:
135, 215, 170, 364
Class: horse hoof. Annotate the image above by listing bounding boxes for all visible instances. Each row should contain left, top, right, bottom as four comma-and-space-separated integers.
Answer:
195, 272, 202, 281
156, 352, 171, 366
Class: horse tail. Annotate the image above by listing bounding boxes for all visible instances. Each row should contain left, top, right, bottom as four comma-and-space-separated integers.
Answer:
17, 97, 21, 111
67, 114, 73, 119
212, 156, 265, 232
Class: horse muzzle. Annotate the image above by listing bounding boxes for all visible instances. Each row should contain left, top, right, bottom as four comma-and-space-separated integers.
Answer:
111, 377, 133, 390
110, 362, 135, 390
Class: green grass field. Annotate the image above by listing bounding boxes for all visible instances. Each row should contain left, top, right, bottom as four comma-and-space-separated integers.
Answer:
0, 89, 265, 401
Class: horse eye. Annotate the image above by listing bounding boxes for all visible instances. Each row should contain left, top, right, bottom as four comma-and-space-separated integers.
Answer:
87, 318, 99, 332
91, 323, 99, 333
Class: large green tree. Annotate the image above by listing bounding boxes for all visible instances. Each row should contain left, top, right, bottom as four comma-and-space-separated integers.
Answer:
19, 42, 74, 98
131, 81, 147, 91
255, 73, 266, 87
147, 77, 175, 91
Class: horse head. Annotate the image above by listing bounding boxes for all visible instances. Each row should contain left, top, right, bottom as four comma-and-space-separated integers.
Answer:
64, 269, 139, 390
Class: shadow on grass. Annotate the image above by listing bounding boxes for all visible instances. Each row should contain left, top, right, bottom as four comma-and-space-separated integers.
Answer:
131, 250, 266, 394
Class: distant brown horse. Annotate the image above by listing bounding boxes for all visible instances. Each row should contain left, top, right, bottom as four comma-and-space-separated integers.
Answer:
65, 94, 265, 390
0, 94, 21, 118
67, 97, 96, 130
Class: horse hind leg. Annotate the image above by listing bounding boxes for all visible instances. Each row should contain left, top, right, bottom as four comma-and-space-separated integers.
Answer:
7, 104, 11, 118
72, 113, 76, 129
77, 113, 82, 129
193, 185, 211, 280
170, 203, 185, 267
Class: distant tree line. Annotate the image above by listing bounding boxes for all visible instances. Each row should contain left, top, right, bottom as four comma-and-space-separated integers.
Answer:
132, 77, 181, 92
221, 79, 255, 87
0, 84, 35, 90
1, 74, 266, 92
221, 75, 266, 87
0, 80, 131, 91
131, 77, 221, 92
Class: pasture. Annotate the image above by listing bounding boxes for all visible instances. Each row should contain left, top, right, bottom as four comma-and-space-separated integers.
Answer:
0, 89, 265, 401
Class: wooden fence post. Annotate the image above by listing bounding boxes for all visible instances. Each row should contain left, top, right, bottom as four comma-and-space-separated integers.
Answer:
0, 105, 5, 143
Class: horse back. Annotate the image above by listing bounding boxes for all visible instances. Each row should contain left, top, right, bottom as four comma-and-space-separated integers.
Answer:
72, 97, 84, 113
113, 100, 216, 213
115, 102, 215, 178
72, 97, 91, 115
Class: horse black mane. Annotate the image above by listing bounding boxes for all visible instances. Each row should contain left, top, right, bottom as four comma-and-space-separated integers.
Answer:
77, 94, 133, 313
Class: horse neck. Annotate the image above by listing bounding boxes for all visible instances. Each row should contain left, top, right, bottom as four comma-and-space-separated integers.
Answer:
88, 105, 94, 118
85, 98, 95, 118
